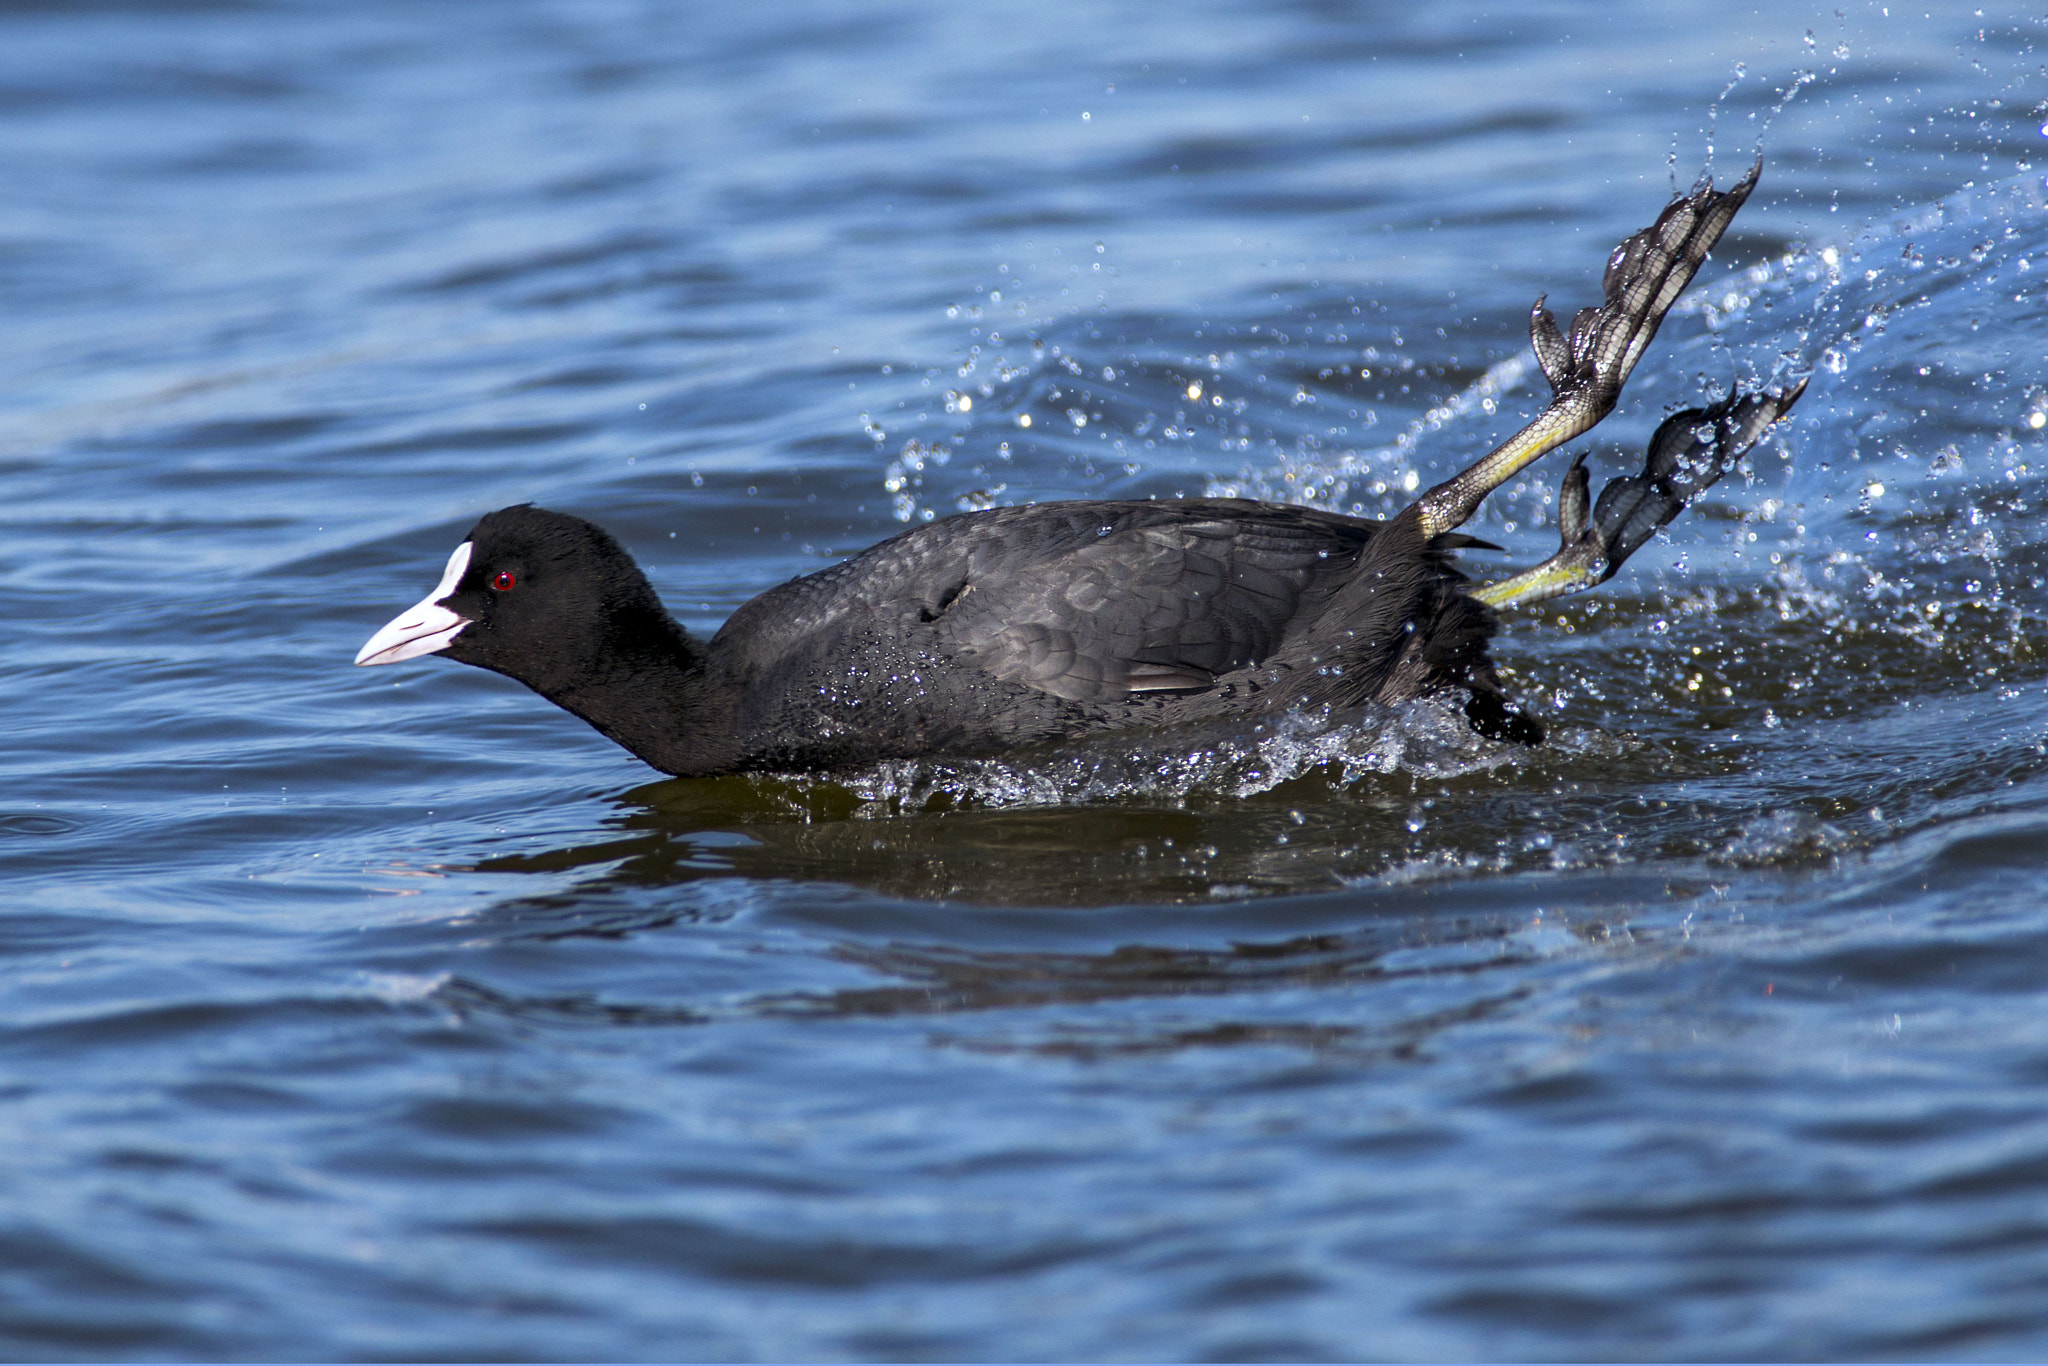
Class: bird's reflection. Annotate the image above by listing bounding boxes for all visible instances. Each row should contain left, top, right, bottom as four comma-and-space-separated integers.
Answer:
466, 762, 1478, 908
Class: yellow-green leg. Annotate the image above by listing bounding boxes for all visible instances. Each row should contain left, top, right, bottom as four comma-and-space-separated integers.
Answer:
1417, 159, 1762, 539
1475, 378, 1808, 611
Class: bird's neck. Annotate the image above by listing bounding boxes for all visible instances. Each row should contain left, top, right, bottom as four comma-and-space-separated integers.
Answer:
535, 610, 744, 778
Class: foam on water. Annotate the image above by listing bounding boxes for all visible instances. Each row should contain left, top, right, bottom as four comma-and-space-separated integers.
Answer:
825, 697, 1532, 813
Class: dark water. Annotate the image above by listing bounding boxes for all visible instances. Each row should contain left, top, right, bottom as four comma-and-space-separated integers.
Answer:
5, 0, 2048, 1358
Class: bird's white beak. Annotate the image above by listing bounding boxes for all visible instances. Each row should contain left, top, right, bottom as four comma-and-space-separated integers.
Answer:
356, 541, 474, 666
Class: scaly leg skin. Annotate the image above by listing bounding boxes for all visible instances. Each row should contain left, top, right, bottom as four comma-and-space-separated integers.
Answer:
1415, 158, 1762, 539
1473, 377, 1808, 611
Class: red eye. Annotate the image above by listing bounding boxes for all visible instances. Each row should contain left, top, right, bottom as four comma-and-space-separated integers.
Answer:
491, 571, 517, 591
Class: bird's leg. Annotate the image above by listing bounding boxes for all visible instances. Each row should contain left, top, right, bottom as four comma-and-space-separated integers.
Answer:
1472, 378, 1807, 612
1414, 159, 1761, 539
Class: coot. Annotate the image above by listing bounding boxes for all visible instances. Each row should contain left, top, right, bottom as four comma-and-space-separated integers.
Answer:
358, 162, 1804, 778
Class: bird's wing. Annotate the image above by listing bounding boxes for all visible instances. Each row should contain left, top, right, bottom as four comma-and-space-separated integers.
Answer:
930, 506, 1374, 702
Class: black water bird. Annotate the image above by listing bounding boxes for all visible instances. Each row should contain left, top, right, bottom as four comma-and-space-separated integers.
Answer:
358, 162, 1804, 778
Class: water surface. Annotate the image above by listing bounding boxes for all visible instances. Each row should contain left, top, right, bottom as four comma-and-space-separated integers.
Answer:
5, 0, 2048, 1358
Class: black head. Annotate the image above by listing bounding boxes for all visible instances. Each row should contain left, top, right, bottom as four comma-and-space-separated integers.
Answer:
357, 505, 682, 696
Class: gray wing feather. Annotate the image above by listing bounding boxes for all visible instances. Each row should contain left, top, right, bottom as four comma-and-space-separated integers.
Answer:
712, 500, 1384, 705
937, 511, 1368, 702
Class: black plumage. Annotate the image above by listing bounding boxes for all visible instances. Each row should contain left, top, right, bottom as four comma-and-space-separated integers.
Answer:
355, 163, 1805, 778
387, 499, 1528, 778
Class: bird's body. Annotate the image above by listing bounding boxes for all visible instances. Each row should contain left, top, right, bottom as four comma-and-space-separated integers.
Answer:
357, 162, 1806, 778
377, 499, 1519, 778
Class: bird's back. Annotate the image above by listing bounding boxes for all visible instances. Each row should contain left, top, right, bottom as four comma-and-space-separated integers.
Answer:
702, 498, 1502, 767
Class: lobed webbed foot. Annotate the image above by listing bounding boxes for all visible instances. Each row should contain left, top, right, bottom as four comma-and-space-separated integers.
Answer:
1473, 377, 1809, 612
1416, 160, 1762, 538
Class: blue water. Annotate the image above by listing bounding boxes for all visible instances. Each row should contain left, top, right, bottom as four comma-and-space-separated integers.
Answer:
6, 0, 2048, 1358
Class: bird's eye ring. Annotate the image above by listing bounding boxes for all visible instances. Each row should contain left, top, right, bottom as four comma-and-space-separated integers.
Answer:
491, 571, 517, 591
